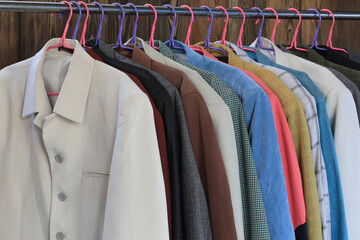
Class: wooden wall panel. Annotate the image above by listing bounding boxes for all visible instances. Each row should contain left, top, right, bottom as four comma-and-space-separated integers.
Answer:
1, 0, 360, 69
0, 10, 19, 68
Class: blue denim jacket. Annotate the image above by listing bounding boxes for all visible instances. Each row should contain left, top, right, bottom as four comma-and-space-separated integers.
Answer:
250, 50, 348, 240
165, 40, 295, 240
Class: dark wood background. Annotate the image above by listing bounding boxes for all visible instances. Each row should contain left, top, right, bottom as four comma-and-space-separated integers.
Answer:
1, 0, 359, 69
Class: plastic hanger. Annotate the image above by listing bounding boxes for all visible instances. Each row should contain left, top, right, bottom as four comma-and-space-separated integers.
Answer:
232, 7, 256, 53
163, 4, 183, 50
46, 1, 74, 52
145, 3, 159, 50
265, 7, 281, 43
78, 1, 89, 48
215, 6, 229, 46
200, 5, 228, 56
92, 2, 106, 47
286, 8, 307, 52
321, 9, 349, 54
126, 3, 139, 49
181, 5, 194, 46
111, 2, 129, 49
308, 9, 326, 50
69, 1, 82, 40
252, 7, 275, 51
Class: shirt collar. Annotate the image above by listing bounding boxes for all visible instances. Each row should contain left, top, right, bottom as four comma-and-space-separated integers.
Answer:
23, 38, 94, 128
250, 37, 288, 64
195, 41, 247, 68
215, 41, 258, 64
163, 40, 210, 69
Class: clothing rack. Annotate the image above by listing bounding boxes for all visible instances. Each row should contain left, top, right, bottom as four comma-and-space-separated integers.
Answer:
1, 1, 360, 20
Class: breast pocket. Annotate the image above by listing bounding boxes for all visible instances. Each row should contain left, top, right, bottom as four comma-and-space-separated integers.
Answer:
82, 171, 110, 178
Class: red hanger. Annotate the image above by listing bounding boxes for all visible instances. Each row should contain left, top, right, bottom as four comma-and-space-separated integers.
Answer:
46, 1, 75, 96
145, 3, 159, 50
46, 1, 75, 53
181, 5, 194, 46
321, 9, 349, 54
286, 8, 307, 52
265, 7, 281, 44
215, 6, 229, 46
78, 1, 90, 48
232, 7, 256, 53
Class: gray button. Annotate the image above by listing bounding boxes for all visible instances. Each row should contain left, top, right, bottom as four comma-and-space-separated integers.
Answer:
58, 192, 67, 201
55, 155, 63, 163
56, 232, 65, 240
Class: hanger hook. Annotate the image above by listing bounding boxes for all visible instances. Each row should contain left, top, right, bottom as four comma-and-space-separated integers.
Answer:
200, 5, 214, 48
215, 6, 229, 45
232, 6, 256, 53
181, 5, 194, 46
92, 2, 105, 46
144, 4, 158, 49
163, 4, 178, 48
111, 3, 126, 48
286, 8, 308, 52
321, 9, 349, 54
265, 7, 279, 43
251, 7, 265, 45
77, 2, 89, 47
126, 3, 138, 45
308, 9, 326, 50
59, 1, 73, 46
69, 1, 81, 40
251, 7, 273, 51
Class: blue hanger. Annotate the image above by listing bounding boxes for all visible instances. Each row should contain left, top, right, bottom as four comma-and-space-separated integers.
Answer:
252, 7, 275, 51
308, 8, 327, 50
111, 2, 132, 50
163, 4, 183, 50
200, 5, 228, 56
92, 2, 105, 46
126, 3, 139, 49
70, 1, 82, 40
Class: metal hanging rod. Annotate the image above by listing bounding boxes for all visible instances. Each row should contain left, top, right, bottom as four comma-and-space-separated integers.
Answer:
1, 1, 360, 20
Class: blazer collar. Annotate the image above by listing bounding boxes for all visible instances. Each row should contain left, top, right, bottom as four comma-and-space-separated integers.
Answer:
22, 38, 94, 128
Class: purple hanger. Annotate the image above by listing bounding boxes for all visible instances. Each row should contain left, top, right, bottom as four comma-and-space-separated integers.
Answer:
163, 4, 183, 50
308, 9, 327, 50
92, 2, 106, 46
126, 3, 139, 49
252, 7, 275, 51
111, 2, 132, 50
200, 5, 228, 56
70, 1, 82, 40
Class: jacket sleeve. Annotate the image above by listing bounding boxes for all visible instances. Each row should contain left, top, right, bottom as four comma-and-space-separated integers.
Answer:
327, 87, 360, 240
102, 93, 169, 240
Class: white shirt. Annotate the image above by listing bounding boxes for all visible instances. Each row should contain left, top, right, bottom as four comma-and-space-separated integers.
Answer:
251, 37, 360, 239
0, 39, 169, 240
129, 38, 245, 240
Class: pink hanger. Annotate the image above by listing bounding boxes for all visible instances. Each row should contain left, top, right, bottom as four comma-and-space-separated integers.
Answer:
265, 7, 281, 43
286, 8, 307, 52
181, 5, 194, 46
215, 6, 229, 46
145, 4, 159, 50
232, 7, 256, 53
46, 1, 75, 52
321, 9, 349, 54
78, 1, 89, 48
179, 5, 207, 54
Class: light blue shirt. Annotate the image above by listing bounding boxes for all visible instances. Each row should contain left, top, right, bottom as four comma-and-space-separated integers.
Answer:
165, 40, 295, 240
249, 50, 348, 240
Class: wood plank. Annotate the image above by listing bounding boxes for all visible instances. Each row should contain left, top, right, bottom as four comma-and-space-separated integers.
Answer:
19, 0, 49, 62
0, 10, 19, 69
1, 0, 360, 68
